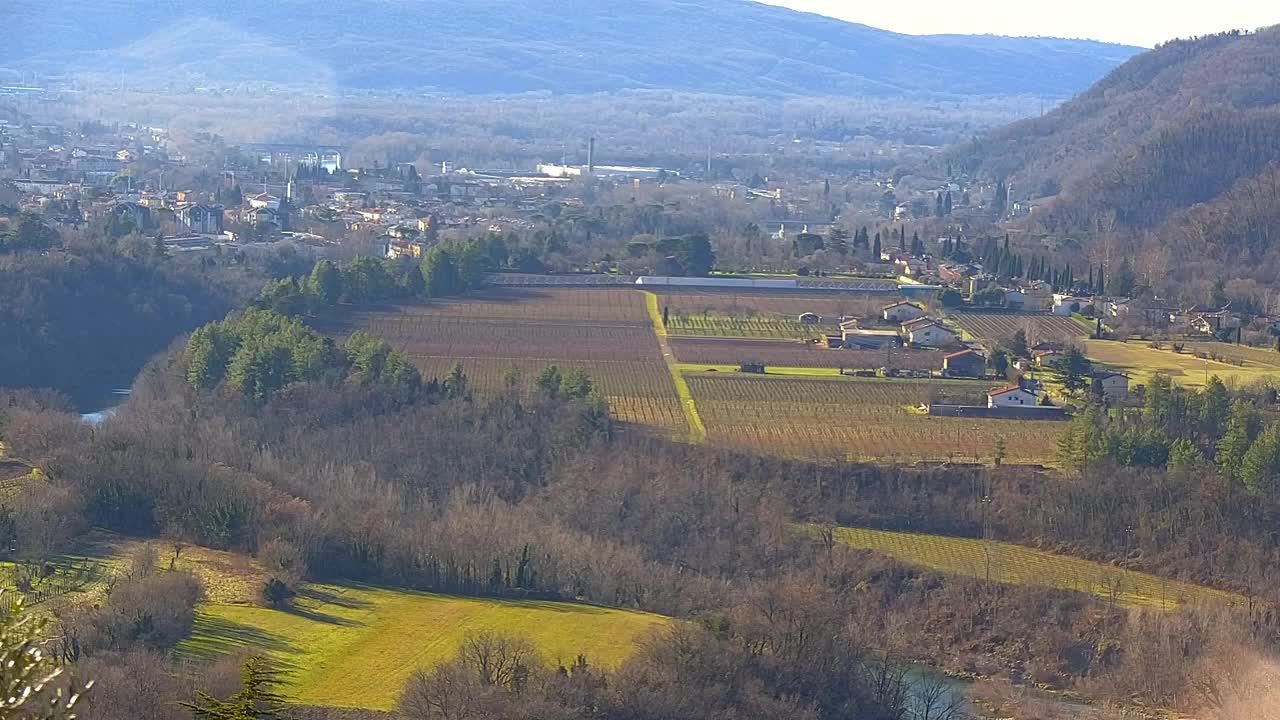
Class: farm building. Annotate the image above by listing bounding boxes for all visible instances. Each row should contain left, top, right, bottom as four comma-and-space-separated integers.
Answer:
942, 349, 987, 378
883, 301, 926, 324
905, 321, 958, 348
842, 328, 900, 349
824, 335, 844, 349
1091, 371, 1129, 401
988, 386, 1041, 408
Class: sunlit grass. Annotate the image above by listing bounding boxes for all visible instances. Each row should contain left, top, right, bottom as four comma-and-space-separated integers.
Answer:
812, 525, 1244, 610
178, 585, 670, 710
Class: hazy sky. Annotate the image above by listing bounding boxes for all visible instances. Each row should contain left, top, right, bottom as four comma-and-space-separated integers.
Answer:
760, 1, 1277, 47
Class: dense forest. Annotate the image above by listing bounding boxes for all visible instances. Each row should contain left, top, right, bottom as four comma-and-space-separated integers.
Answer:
0, 231, 273, 406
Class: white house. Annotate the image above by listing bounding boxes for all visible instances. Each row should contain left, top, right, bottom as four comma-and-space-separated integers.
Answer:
1091, 371, 1129, 401
248, 193, 280, 211
988, 386, 1040, 408
1052, 294, 1090, 316
905, 322, 958, 347
882, 301, 927, 324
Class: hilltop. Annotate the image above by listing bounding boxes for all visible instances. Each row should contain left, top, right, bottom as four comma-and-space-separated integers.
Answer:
956, 28, 1280, 236
1, 0, 1139, 98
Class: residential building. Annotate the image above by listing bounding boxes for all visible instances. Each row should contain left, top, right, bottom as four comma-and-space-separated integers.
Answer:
1091, 371, 1129, 401
1052, 294, 1090, 316
882, 301, 926, 324
905, 321, 958, 347
942, 349, 986, 378
988, 386, 1040, 408
176, 204, 224, 234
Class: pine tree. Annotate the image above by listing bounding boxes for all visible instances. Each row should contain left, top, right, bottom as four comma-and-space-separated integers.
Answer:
1096, 264, 1105, 295
1240, 424, 1280, 495
185, 656, 286, 719
1217, 400, 1260, 481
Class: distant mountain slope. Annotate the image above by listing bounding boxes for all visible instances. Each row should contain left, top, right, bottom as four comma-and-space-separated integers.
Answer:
0, 0, 1139, 98
957, 28, 1280, 232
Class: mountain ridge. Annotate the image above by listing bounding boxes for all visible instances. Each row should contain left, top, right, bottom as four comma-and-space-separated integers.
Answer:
953, 27, 1280, 292
0, 0, 1140, 98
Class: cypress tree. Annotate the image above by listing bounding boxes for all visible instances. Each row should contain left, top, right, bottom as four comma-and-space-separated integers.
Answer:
1097, 264, 1106, 295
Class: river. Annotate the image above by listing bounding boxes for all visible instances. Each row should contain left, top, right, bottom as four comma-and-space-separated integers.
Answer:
79, 388, 131, 424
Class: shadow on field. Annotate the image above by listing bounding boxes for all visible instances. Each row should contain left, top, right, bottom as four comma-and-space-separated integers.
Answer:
183, 614, 298, 660
296, 586, 374, 610
283, 603, 364, 627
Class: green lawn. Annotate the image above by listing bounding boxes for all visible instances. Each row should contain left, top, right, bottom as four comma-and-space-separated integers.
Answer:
815, 525, 1244, 610
1084, 339, 1280, 390
178, 584, 670, 710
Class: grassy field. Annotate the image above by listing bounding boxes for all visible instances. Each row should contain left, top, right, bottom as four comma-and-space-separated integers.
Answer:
178, 585, 670, 710
25, 533, 670, 711
821, 526, 1244, 610
686, 373, 1063, 464
1084, 339, 1280, 390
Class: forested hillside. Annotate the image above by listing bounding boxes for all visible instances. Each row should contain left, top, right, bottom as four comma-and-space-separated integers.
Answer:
0, 0, 1139, 98
954, 27, 1280, 291
0, 240, 262, 406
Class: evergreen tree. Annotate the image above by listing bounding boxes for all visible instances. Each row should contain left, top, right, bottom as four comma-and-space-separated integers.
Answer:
1200, 376, 1230, 441
421, 246, 461, 297
560, 368, 594, 399
1240, 424, 1280, 495
309, 259, 342, 306
1057, 403, 1106, 474
185, 656, 286, 720
993, 180, 1008, 217
1059, 348, 1092, 396
872, 232, 881, 260
944, 190, 953, 215
535, 365, 563, 398
934, 193, 944, 218
1217, 399, 1260, 481
1167, 438, 1204, 474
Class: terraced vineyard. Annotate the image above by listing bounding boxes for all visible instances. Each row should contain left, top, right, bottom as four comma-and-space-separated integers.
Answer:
951, 312, 1087, 344
686, 374, 1061, 464
822, 526, 1244, 610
